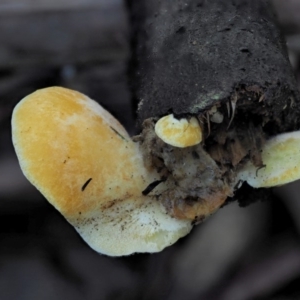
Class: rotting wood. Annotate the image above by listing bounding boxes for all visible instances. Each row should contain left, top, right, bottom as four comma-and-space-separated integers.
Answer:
128, 0, 300, 212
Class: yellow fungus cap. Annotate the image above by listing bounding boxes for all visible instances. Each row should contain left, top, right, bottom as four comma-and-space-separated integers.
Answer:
12, 87, 192, 256
155, 114, 202, 148
238, 131, 300, 188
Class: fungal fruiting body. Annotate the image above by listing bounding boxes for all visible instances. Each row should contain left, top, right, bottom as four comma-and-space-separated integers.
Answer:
154, 114, 202, 147
238, 131, 300, 188
12, 87, 191, 256
126, 0, 300, 253
12, 87, 300, 256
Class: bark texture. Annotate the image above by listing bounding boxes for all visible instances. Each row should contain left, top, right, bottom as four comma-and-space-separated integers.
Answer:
129, 0, 300, 134
128, 0, 300, 209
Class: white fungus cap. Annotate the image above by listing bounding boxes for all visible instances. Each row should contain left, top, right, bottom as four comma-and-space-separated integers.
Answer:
238, 131, 300, 188
155, 114, 202, 148
12, 87, 192, 256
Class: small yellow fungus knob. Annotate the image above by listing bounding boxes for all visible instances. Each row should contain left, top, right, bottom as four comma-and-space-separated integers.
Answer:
155, 114, 202, 148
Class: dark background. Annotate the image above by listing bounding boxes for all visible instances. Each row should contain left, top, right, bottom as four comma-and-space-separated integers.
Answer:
1, 1, 300, 299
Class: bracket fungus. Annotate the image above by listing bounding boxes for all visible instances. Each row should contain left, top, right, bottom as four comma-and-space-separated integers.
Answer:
12, 87, 192, 256
12, 87, 300, 257
238, 131, 300, 188
11, 0, 300, 256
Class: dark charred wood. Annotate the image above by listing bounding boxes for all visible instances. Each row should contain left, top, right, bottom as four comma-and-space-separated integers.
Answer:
128, 0, 300, 213
129, 0, 300, 134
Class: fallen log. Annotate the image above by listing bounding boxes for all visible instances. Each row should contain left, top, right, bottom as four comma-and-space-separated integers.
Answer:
11, 0, 300, 256
128, 0, 300, 213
